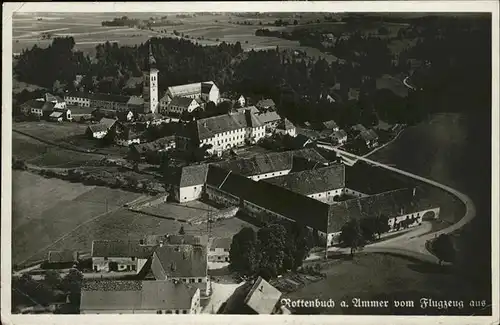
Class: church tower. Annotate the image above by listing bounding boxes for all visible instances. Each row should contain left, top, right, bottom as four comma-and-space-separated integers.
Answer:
143, 41, 159, 114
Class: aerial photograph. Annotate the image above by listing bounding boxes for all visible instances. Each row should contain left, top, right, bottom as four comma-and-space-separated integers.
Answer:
9, 9, 493, 316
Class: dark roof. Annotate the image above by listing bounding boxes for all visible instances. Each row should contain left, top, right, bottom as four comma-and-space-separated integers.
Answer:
99, 117, 118, 128
68, 105, 95, 115
144, 234, 209, 247
152, 245, 207, 278
170, 96, 196, 108
127, 96, 144, 106
264, 164, 345, 195
210, 237, 232, 250
292, 148, 329, 164
332, 129, 347, 140
254, 111, 281, 124
206, 165, 330, 232
80, 280, 198, 311
244, 277, 282, 314
179, 164, 209, 187
48, 250, 77, 263
323, 120, 339, 130
293, 134, 313, 147
327, 187, 436, 233
196, 111, 263, 140
91, 240, 156, 258
201, 82, 214, 94
22, 99, 44, 109
345, 162, 408, 195
87, 123, 110, 134
90, 93, 130, 104
66, 91, 90, 99
360, 129, 379, 142
213, 151, 293, 177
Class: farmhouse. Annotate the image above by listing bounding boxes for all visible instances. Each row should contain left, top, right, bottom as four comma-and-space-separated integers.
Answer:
117, 110, 134, 122
68, 106, 95, 121
322, 120, 339, 131
46, 250, 79, 267
208, 237, 232, 263
359, 129, 379, 148
80, 280, 201, 314
236, 95, 246, 107
275, 118, 297, 137
195, 110, 266, 156
254, 110, 282, 131
150, 244, 210, 295
115, 127, 142, 147
331, 129, 348, 145
129, 136, 177, 161
91, 239, 156, 273
127, 96, 145, 113
142, 234, 209, 248
85, 118, 117, 139
20, 99, 55, 118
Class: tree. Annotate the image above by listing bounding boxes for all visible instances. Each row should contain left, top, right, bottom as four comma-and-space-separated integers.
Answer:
62, 268, 83, 306
432, 234, 456, 266
179, 226, 185, 235
44, 270, 62, 289
373, 214, 390, 239
229, 227, 261, 276
257, 224, 288, 278
339, 219, 364, 256
359, 217, 376, 242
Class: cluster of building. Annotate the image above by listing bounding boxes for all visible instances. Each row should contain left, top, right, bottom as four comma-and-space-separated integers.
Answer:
170, 148, 440, 247
80, 234, 232, 314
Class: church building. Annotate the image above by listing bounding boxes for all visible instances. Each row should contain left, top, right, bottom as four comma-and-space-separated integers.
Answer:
143, 42, 159, 115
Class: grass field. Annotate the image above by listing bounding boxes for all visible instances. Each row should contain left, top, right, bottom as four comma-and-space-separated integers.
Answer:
12, 171, 143, 266
286, 253, 479, 315
14, 121, 88, 142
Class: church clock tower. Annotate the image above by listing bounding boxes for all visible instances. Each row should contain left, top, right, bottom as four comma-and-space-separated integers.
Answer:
143, 41, 159, 114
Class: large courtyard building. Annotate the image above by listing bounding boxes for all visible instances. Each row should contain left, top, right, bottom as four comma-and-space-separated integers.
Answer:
163, 81, 220, 106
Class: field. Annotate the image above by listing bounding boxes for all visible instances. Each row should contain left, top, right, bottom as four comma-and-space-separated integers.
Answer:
286, 253, 481, 315
12, 171, 143, 266
12, 170, 257, 266
376, 74, 409, 98
12, 12, 339, 62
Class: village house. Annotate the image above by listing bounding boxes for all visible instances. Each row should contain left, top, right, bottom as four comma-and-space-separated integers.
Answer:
64, 92, 130, 112
117, 110, 134, 122
255, 98, 276, 111
126, 96, 145, 113
150, 244, 210, 295
20, 99, 55, 118
195, 110, 266, 156
352, 124, 379, 148
114, 128, 142, 147
48, 108, 72, 122
222, 276, 283, 314
64, 91, 91, 107
208, 237, 232, 263
80, 280, 201, 314
166, 97, 200, 116
142, 234, 209, 249
254, 110, 282, 132
46, 250, 79, 268
171, 164, 209, 203
128, 135, 177, 161
85, 117, 117, 139
90, 239, 156, 273
322, 120, 339, 132
275, 118, 297, 137
236, 95, 246, 107
68, 106, 95, 122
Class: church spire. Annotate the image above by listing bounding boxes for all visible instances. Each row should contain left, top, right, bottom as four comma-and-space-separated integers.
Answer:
148, 40, 156, 68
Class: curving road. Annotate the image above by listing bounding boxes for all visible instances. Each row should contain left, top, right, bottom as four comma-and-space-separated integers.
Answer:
330, 146, 476, 264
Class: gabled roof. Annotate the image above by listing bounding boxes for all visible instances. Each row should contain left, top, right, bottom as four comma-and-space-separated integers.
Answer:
264, 164, 345, 195
80, 280, 198, 311
167, 81, 215, 98
332, 129, 348, 140
360, 129, 378, 142
201, 82, 215, 94
352, 124, 367, 133
143, 234, 209, 247
49, 111, 63, 118
213, 151, 293, 177
87, 123, 110, 134
169, 96, 197, 108
254, 111, 281, 125
48, 250, 77, 263
91, 240, 156, 258
127, 96, 144, 106
90, 93, 130, 104
210, 237, 232, 250
327, 187, 436, 233
179, 164, 209, 187
323, 120, 338, 130
196, 110, 263, 140
152, 245, 207, 278
99, 117, 118, 128
244, 277, 282, 314
21, 99, 45, 109
131, 136, 176, 154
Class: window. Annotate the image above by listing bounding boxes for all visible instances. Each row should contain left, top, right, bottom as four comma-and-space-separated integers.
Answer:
104, 257, 108, 261
175, 310, 180, 314
198, 278, 202, 283
182, 310, 187, 314
190, 278, 195, 283
157, 310, 162, 314
131, 257, 135, 261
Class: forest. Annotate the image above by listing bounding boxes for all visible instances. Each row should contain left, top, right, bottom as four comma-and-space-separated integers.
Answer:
13, 14, 491, 129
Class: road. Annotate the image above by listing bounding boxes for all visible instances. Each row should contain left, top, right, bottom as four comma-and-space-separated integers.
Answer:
324, 146, 476, 264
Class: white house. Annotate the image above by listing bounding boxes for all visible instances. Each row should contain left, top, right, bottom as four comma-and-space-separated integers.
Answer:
196, 110, 266, 156
236, 95, 246, 107
64, 92, 91, 107
331, 129, 348, 145
174, 164, 209, 203
80, 280, 202, 315
208, 237, 231, 263
151, 244, 210, 295
85, 118, 117, 139
90, 240, 156, 273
